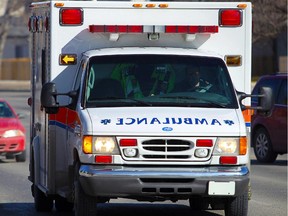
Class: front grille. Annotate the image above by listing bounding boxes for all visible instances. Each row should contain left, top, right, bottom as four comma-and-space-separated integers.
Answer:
119, 136, 214, 162
0, 143, 18, 151
9, 144, 18, 150
141, 139, 192, 160
142, 139, 191, 151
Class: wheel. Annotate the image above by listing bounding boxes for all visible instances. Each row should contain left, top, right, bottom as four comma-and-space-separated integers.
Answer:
55, 196, 74, 212
74, 162, 97, 216
5, 154, 14, 160
225, 188, 248, 216
253, 127, 277, 163
189, 197, 209, 211
16, 150, 26, 162
33, 184, 53, 212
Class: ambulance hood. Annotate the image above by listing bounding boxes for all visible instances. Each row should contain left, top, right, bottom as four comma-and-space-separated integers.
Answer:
86, 107, 244, 136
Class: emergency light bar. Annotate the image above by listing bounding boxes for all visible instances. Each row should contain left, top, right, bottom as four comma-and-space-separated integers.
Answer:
89, 25, 219, 34
57, 7, 242, 28
89, 25, 143, 33
165, 26, 218, 34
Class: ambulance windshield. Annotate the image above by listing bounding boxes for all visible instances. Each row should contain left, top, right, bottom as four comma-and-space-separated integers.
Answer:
85, 55, 238, 109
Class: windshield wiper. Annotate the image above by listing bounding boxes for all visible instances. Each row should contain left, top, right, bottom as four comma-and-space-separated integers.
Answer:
159, 96, 227, 108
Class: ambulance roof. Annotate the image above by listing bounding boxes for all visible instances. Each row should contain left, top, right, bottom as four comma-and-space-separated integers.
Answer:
83, 47, 224, 59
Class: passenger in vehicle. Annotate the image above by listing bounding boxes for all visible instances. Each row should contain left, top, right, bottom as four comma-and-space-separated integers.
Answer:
111, 64, 144, 98
175, 65, 212, 93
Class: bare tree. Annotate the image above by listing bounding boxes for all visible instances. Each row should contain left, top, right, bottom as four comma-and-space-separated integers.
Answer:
0, 0, 28, 76
252, 0, 287, 43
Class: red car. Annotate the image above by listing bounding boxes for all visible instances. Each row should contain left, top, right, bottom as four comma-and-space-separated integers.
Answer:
251, 73, 287, 163
0, 98, 26, 162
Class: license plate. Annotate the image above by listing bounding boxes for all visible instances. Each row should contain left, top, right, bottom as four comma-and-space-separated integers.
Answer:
208, 181, 235, 196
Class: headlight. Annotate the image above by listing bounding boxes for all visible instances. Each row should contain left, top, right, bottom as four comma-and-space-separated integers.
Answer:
214, 138, 239, 155
3, 130, 25, 138
82, 136, 119, 154
94, 137, 116, 153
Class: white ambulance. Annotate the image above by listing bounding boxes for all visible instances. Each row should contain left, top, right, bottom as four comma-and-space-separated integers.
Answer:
28, 1, 271, 216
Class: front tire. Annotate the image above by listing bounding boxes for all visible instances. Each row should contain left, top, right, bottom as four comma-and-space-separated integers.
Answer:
253, 127, 277, 163
16, 150, 26, 162
225, 188, 248, 216
55, 196, 74, 212
189, 197, 209, 211
33, 184, 53, 212
74, 162, 97, 216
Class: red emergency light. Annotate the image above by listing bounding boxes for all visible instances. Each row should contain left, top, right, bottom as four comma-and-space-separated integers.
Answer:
60, 8, 83, 25
219, 9, 242, 27
165, 25, 218, 33
89, 25, 143, 33
196, 139, 213, 147
119, 139, 138, 146
89, 25, 218, 34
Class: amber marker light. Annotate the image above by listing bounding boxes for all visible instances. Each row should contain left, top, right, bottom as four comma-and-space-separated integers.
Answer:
159, 4, 169, 8
83, 136, 92, 154
225, 55, 242, 66
237, 4, 247, 9
133, 4, 143, 8
239, 137, 247, 155
146, 4, 156, 8
54, 3, 64, 7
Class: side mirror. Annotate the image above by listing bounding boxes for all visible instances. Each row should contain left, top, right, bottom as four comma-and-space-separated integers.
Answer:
238, 86, 273, 112
258, 86, 273, 112
41, 82, 79, 114
41, 82, 58, 108
41, 82, 59, 114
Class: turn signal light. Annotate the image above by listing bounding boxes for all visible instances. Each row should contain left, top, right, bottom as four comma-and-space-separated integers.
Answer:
59, 54, 77, 65
83, 136, 92, 154
239, 137, 247, 155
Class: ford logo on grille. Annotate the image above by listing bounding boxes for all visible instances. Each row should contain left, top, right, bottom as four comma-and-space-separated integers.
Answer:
162, 127, 173, 131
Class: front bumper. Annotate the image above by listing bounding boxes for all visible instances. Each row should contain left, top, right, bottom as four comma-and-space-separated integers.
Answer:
79, 165, 249, 200
0, 136, 25, 153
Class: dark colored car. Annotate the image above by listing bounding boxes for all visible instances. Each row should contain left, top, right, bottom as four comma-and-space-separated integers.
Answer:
251, 73, 287, 163
0, 98, 26, 162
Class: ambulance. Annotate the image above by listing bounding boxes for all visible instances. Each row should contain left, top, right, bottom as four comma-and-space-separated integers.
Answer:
28, 1, 271, 215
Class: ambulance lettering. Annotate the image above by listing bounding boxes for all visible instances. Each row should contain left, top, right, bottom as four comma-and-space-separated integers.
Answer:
108, 117, 232, 126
